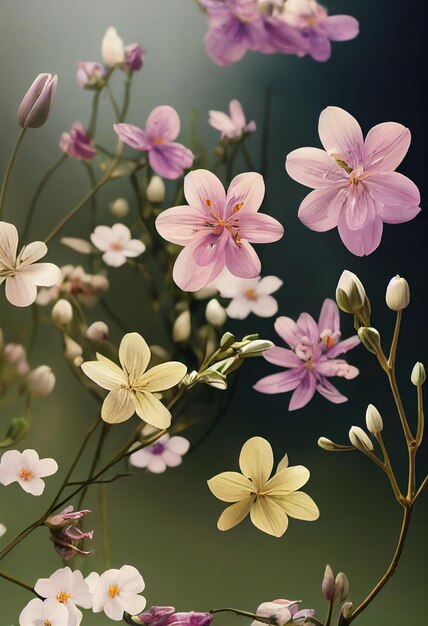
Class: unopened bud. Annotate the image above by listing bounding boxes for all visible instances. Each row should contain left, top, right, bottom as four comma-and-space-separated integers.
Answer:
110, 198, 130, 217
220, 332, 235, 349
358, 327, 381, 355
0, 417, 29, 447
239, 339, 274, 357
365, 404, 383, 434
101, 27, 125, 67
322, 564, 335, 601
181, 370, 199, 388
146, 175, 166, 203
3, 343, 26, 364
64, 336, 83, 360
52, 299, 73, 326
349, 426, 373, 452
85, 321, 109, 342
335, 572, 350, 602
17, 73, 58, 128
341, 602, 353, 620
336, 271, 367, 314
206, 299, 227, 327
27, 365, 56, 398
317, 437, 353, 452
411, 362, 426, 386
385, 275, 410, 311
172, 310, 191, 343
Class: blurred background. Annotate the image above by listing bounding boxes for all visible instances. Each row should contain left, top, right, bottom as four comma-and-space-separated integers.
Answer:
0, 0, 427, 624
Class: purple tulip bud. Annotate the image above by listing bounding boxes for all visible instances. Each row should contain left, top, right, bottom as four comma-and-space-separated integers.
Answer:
166, 612, 213, 626
138, 606, 176, 626
17, 73, 58, 128
322, 564, 336, 601
125, 43, 145, 71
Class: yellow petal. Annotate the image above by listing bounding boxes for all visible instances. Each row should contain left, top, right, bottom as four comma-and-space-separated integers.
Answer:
273, 491, 320, 521
239, 437, 273, 489
134, 390, 172, 428
217, 496, 254, 531
81, 359, 125, 390
119, 332, 150, 382
101, 388, 135, 424
207, 472, 253, 502
277, 453, 289, 473
137, 361, 187, 392
250, 496, 289, 537
263, 465, 310, 495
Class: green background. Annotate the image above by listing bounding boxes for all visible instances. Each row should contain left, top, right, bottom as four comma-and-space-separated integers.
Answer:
0, 1, 427, 624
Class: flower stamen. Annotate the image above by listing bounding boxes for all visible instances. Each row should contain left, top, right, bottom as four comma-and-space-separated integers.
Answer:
56, 591, 71, 603
108, 584, 120, 598
20, 468, 32, 481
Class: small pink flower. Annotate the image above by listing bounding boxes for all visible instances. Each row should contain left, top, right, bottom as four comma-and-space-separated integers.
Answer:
0, 449, 58, 496
59, 122, 96, 160
130, 434, 190, 474
285, 106, 421, 256
90, 224, 146, 267
216, 270, 283, 319
76, 61, 106, 89
155, 169, 284, 292
209, 99, 256, 141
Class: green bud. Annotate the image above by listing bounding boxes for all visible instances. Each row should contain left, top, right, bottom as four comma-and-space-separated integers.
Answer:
220, 332, 236, 349
358, 327, 381, 355
336, 271, 367, 313
0, 417, 29, 448
317, 437, 354, 452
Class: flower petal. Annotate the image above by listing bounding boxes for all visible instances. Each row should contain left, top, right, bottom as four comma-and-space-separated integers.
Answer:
225, 239, 260, 278
316, 378, 348, 404
318, 298, 339, 335
119, 333, 150, 381
149, 143, 194, 180
173, 236, 226, 292
0, 221, 19, 266
18, 241, 48, 265
217, 496, 254, 531
81, 358, 125, 390
184, 169, 226, 214
226, 172, 265, 214
114, 123, 150, 150
137, 361, 187, 392
250, 497, 289, 537
145, 105, 180, 142
327, 336, 360, 357
257, 276, 283, 295
101, 389, 136, 424
20, 263, 61, 287
286, 147, 343, 188
298, 185, 347, 231
167, 436, 190, 455
5, 273, 37, 307
274, 316, 302, 347
254, 368, 306, 395
263, 347, 302, 368
207, 471, 254, 502
318, 106, 364, 169
324, 15, 359, 41
134, 391, 172, 428
274, 491, 319, 521
250, 295, 278, 318
337, 209, 383, 256
229, 99, 246, 129
264, 466, 310, 495
155, 206, 210, 245
288, 372, 316, 410
363, 122, 411, 173
367, 172, 421, 224
237, 213, 284, 243
239, 436, 273, 489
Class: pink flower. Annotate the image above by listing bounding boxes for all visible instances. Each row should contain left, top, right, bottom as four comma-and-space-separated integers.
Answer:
114, 106, 194, 179
90, 224, 146, 267
252, 599, 314, 626
216, 270, 283, 319
209, 99, 256, 141
59, 122, 96, 160
125, 43, 145, 71
0, 449, 58, 496
130, 434, 190, 474
285, 106, 421, 256
155, 169, 284, 291
34, 567, 93, 626
254, 299, 360, 410
76, 61, 106, 89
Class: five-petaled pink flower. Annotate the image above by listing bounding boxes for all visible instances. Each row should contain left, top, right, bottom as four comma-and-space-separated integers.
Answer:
254, 299, 360, 410
114, 106, 194, 179
0, 449, 58, 496
155, 169, 284, 292
285, 106, 421, 256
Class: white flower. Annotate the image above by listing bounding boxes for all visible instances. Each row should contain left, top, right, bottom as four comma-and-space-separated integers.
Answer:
27, 365, 56, 398
0, 523, 6, 537
19, 598, 68, 626
90, 224, 145, 267
217, 271, 283, 319
101, 27, 125, 67
0, 221, 61, 307
130, 434, 190, 473
85, 572, 100, 595
0, 449, 58, 496
92, 565, 146, 621
209, 99, 256, 141
34, 567, 93, 626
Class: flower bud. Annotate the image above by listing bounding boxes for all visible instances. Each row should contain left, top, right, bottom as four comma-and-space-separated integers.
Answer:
76, 61, 107, 90
17, 73, 58, 128
0, 524, 6, 537
340, 602, 353, 620
61, 237, 92, 254
205, 299, 227, 327
336, 271, 367, 314
0, 417, 29, 447
317, 437, 353, 452
239, 339, 274, 357
64, 336, 83, 360
349, 426, 373, 452
181, 370, 199, 389
334, 572, 350, 602
172, 310, 191, 343
358, 327, 381, 355
27, 365, 56, 397
110, 198, 130, 217
385, 275, 410, 311
86, 321, 109, 341
101, 27, 125, 67
146, 176, 166, 203
220, 331, 235, 349
411, 362, 426, 386
125, 43, 145, 71
136, 606, 176, 626
365, 404, 383, 434
52, 299, 73, 326
322, 564, 335, 601
3, 343, 26, 364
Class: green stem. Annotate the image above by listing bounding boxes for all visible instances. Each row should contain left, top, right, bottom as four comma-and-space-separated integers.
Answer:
0, 127, 27, 218
0, 570, 38, 595
415, 384, 425, 448
375, 432, 404, 504
106, 83, 121, 120
89, 90, 102, 137
82, 160, 98, 232
119, 72, 133, 122
77, 421, 110, 509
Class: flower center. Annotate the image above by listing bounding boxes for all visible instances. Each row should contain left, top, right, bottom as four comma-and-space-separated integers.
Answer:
56, 591, 71, 603
110, 242, 123, 251
108, 585, 120, 598
244, 288, 257, 300
20, 468, 32, 481
151, 442, 166, 455
43, 621, 53, 626
205, 198, 244, 246
155, 137, 166, 145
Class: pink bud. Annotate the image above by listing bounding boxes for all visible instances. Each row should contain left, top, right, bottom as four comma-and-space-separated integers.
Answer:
17, 73, 58, 128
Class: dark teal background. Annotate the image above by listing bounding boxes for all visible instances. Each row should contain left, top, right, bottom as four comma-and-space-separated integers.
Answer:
0, 1, 427, 624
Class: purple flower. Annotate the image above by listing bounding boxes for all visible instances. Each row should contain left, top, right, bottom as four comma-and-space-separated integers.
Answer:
254, 299, 360, 410
76, 61, 107, 89
125, 43, 145, 71
138, 608, 213, 626
59, 122, 97, 160
114, 106, 194, 179
285, 106, 421, 256
138, 606, 176, 626
281, 0, 359, 62
209, 99, 256, 141
17, 73, 58, 128
45, 506, 93, 560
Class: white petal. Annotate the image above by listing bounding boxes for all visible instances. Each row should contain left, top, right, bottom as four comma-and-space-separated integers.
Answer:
239, 437, 273, 489
21, 262, 61, 287
101, 389, 136, 424
0, 221, 19, 266
119, 333, 151, 382
207, 472, 254, 502
217, 496, 254, 531
34, 458, 58, 478
134, 391, 172, 428
102, 250, 127, 267
18, 241, 47, 265
5, 273, 37, 307
81, 359, 125, 390
137, 361, 187, 392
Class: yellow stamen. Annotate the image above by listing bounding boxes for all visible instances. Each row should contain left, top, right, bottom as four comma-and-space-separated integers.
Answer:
20, 468, 32, 481
43, 621, 53, 626
155, 137, 165, 145
244, 288, 257, 301
232, 202, 243, 213
110, 242, 123, 250
108, 585, 120, 598
56, 591, 71, 603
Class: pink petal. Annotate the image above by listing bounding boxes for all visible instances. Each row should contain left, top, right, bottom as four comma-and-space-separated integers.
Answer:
114, 123, 150, 150
19, 241, 47, 265
343, 184, 376, 230
238, 213, 284, 243
264, 347, 302, 368
91, 225, 115, 250
296, 312, 319, 344
173, 238, 225, 292
229, 99, 246, 129
254, 367, 306, 395
337, 210, 383, 256
318, 106, 364, 169
324, 15, 360, 41
149, 143, 194, 180
155, 206, 211, 245
318, 298, 339, 334
21, 263, 61, 287
5, 274, 37, 307
167, 436, 190, 455
298, 184, 347, 231
288, 372, 317, 410
162, 450, 183, 467
205, 23, 248, 67
123, 240, 145, 257
226, 297, 252, 320
286, 147, 344, 188
327, 336, 360, 358
209, 110, 236, 135
224, 238, 260, 278
102, 250, 127, 267
274, 316, 302, 348
363, 122, 411, 173
147, 456, 168, 473
367, 172, 421, 224
184, 169, 226, 214
316, 378, 348, 404
145, 105, 180, 142
226, 172, 265, 214
194, 233, 225, 266
111, 223, 132, 244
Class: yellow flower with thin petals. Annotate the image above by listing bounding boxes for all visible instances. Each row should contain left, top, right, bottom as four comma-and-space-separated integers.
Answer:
81, 332, 187, 428
207, 436, 319, 537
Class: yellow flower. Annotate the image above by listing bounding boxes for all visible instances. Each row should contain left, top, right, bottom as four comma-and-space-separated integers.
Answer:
207, 436, 319, 537
81, 332, 187, 428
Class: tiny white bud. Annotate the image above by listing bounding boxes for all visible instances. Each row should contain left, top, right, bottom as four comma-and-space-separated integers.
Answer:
349, 426, 373, 452
365, 404, 383, 434
317, 437, 353, 452
73, 356, 84, 367
336, 270, 367, 313
86, 321, 109, 341
52, 299, 73, 326
146, 175, 166, 203
110, 198, 130, 217
385, 275, 410, 311
172, 310, 191, 343
101, 26, 125, 67
205, 299, 227, 327
358, 327, 381, 354
64, 336, 83, 360
411, 362, 426, 386
27, 365, 56, 398
341, 602, 353, 619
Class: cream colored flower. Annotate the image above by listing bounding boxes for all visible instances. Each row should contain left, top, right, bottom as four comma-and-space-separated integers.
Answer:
207, 436, 319, 537
81, 333, 187, 428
